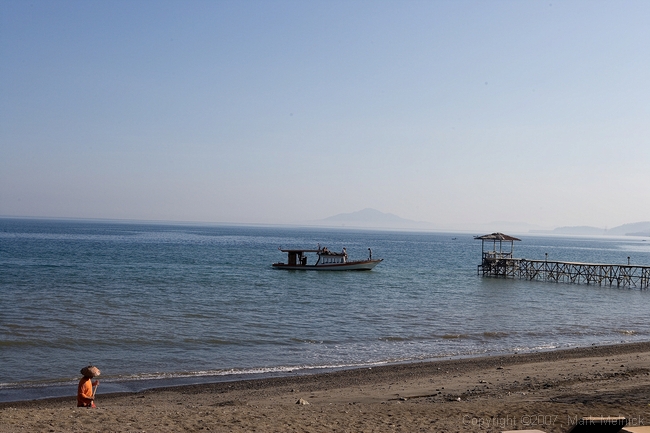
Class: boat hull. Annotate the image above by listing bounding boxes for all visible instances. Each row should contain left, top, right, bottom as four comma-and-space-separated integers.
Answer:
272, 259, 383, 271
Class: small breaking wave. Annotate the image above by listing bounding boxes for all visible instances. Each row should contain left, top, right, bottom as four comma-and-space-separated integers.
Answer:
441, 334, 468, 339
482, 331, 509, 339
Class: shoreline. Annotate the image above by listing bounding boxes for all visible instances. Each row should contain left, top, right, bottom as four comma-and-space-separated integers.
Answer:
3, 341, 650, 432
2, 340, 647, 405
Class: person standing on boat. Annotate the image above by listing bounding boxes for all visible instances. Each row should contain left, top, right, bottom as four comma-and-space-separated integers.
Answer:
368, 248, 372, 260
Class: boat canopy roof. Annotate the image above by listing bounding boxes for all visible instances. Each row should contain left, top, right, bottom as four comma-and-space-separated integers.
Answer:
279, 248, 321, 253
279, 247, 346, 256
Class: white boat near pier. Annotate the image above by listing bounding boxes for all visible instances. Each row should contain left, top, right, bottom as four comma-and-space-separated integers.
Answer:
272, 246, 382, 271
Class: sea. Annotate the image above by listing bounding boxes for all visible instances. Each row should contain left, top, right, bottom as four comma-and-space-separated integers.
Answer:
2, 218, 650, 403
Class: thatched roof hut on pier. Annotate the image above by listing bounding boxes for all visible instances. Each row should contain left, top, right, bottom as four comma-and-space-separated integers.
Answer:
474, 232, 521, 260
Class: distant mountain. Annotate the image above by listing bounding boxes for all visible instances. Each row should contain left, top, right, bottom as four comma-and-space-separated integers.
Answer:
305, 208, 435, 230
304, 210, 650, 235
549, 226, 607, 236
606, 221, 650, 236
533, 221, 650, 236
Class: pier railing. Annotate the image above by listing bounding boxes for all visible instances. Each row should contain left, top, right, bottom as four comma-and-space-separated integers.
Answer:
478, 257, 650, 289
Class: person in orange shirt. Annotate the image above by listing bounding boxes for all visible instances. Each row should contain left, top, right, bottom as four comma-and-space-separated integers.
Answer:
77, 365, 100, 408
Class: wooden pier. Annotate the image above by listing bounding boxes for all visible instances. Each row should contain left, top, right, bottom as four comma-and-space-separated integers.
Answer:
476, 233, 650, 289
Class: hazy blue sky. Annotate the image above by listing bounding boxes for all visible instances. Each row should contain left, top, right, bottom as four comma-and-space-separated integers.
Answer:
1, 0, 649, 229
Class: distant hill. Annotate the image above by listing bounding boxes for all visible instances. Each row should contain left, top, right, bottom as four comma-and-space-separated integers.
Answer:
305, 208, 435, 230
606, 221, 650, 236
302, 210, 650, 235
534, 221, 650, 236
548, 226, 607, 236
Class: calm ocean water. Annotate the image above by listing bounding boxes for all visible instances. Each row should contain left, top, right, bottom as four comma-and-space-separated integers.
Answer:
2, 218, 650, 402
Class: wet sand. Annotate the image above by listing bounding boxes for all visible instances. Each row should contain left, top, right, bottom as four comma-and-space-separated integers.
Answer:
2, 342, 650, 432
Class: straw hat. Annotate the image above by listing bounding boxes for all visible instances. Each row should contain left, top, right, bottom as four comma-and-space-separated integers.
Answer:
80, 365, 101, 378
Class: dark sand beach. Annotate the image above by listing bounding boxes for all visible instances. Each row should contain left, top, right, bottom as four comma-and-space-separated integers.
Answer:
2, 342, 650, 432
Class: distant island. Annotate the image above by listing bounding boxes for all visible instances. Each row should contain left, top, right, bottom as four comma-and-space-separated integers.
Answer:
531, 221, 650, 237
300, 208, 650, 237
303, 208, 435, 230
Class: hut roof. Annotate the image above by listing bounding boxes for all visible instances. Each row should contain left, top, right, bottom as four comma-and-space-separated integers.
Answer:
474, 232, 521, 241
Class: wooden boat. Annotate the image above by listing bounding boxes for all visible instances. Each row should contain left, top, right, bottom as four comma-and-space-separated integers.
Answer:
272, 246, 382, 271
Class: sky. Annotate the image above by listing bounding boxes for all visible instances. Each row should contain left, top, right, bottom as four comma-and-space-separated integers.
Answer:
1, 0, 649, 230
